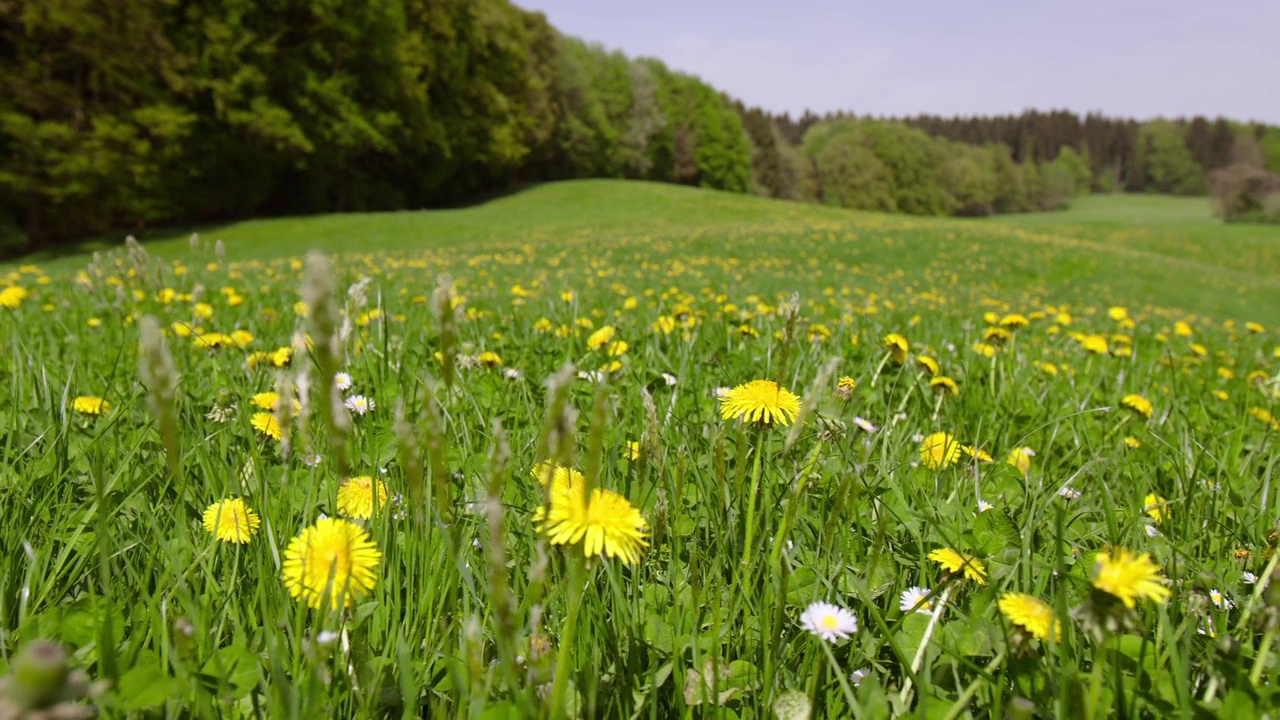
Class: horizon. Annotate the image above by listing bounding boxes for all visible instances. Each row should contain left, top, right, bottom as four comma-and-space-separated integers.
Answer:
515, 0, 1280, 125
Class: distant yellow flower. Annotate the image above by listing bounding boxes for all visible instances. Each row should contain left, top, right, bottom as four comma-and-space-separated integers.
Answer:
719, 380, 802, 426
537, 485, 649, 565
0, 285, 28, 308
202, 498, 261, 543
883, 333, 909, 363
72, 396, 110, 415
337, 476, 389, 519
1092, 548, 1170, 608
230, 329, 255, 348
251, 411, 284, 441
281, 518, 381, 610
928, 548, 986, 584
86, 318, 102, 328
962, 445, 994, 462
971, 342, 997, 358
929, 376, 959, 396
271, 347, 293, 367
1245, 322, 1264, 333
835, 375, 857, 399
920, 432, 961, 470
1121, 394, 1153, 419
1080, 334, 1109, 354
1007, 446, 1035, 476
606, 340, 629, 357
1174, 320, 1193, 336
998, 593, 1060, 641
476, 350, 503, 368
1124, 436, 1142, 449
984, 326, 1013, 344
917, 356, 939, 376
587, 325, 616, 351
251, 391, 280, 410
1108, 306, 1129, 321
1039, 362, 1059, 376
624, 441, 641, 461
999, 313, 1030, 329
1143, 493, 1170, 523
651, 316, 677, 335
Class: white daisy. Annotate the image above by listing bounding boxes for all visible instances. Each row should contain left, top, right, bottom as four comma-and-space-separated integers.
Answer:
713, 386, 730, 399
1208, 588, 1234, 610
977, 500, 994, 513
503, 368, 522, 380
343, 394, 375, 416
1243, 572, 1257, 585
661, 373, 678, 386
1144, 524, 1159, 538
334, 372, 352, 391
849, 668, 871, 687
1058, 486, 1082, 500
302, 453, 322, 467
577, 370, 606, 383
853, 416, 877, 433
799, 601, 858, 643
899, 586, 933, 615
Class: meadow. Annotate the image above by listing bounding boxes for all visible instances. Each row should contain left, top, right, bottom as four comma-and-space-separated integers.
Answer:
1, 180, 1279, 718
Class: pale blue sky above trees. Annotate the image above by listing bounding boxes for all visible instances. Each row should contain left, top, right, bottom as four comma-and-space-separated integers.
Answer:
516, 0, 1280, 122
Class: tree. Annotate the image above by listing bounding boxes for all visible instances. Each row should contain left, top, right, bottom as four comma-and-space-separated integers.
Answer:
1134, 120, 1206, 195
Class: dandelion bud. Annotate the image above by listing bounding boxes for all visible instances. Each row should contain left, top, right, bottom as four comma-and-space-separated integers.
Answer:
188, 233, 200, 254
433, 276, 458, 388
214, 239, 225, 264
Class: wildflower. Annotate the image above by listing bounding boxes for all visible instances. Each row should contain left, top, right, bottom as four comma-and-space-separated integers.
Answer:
713, 386, 730, 399
919, 432, 961, 470
853, 417, 877, 433
251, 411, 284, 441
1124, 436, 1142, 449
899, 586, 933, 614
835, 375, 856, 399
1174, 320, 1193, 336
606, 340, 629, 357
661, 372, 678, 386
281, 518, 381, 610
71, 396, 110, 416
503, 368, 522, 380
1208, 588, 1234, 610
337, 476, 389, 520
1143, 493, 1170, 523
929, 376, 959, 396
624, 441, 641, 461
206, 404, 236, 423
578, 369, 606, 383
1121, 394, 1153, 419
916, 356, 939, 376
476, 351, 503, 368
999, 313, 1030, 329
344, 395, 375, 416
799, 601, 858, 642
962, 445, 994, 462
1007, 446, 1034, 476
586, 326, 616, 351
977, 500, 994, 513
1091, 548, 1171, 608
1080, 334, 1109, 354
0, 285, 29, 308
971, 342, 997, 358
998, 593, 1061, 641
1039, 362, 1059, 376
719, 380, 802, 426
883, 333, 909, 363
537, 485, 649, 565
984, 326, 1013, 344
850, 668, 871, 687
202, 498, 261, 543
334, 372, 352, 391
1246, 322, 1265, 333
929, 548, 987, 584
1058, 485, 1082, 500
1108, 306, 1129, 321
251, 391, 280, 410
1243, 572, 1257, 584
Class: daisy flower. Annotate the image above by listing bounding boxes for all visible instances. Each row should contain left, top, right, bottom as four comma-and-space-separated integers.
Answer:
852, 417, 877, 433
344, 395, 375, 416
899, 586, 933, 614
799, 601, 858, 642
334, 372, 352, 391
1208, 588, 1234, 610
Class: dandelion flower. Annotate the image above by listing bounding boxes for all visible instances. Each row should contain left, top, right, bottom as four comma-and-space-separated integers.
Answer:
251, 391, 280, 410
916, 356, 940, 376
337, 476, 389, 519
202, 498, 261, 543
624, 441, 641, 461
998, 593, 1061, 641
929, 547, 987, 584
835, 375, 857, 399
71, 396, 110, 416
883, 333, 909, 364
919, 432, 961, 470
0, 285, 30, 308
1007, 446, 1035, 476
718, 379, 802, 426
281, 518, 381, 610
586, 326, 616, 351
799, 601, 858, 642
1143, 493, 1170, 523
1091, 548, 1171, 608
929, 376, 959, 396
476, 351, 503, 368
251, 411, 284, 441
538, 485, 649, 565
899, 586, 933, 614
1124, 436, 1142, 449
1080, 334, 1109, 354
1121, 394, 1153, 419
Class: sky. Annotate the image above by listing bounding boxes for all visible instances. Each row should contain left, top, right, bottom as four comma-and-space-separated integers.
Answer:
514, 0, 1280, 123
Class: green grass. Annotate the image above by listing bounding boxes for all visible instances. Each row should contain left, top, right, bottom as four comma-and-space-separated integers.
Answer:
0, 180, 1278, 717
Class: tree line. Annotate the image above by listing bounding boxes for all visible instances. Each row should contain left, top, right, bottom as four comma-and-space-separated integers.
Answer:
3, 1, 1278, 254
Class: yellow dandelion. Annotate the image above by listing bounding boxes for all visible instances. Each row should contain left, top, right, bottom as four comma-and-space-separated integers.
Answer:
929, 376, 959, 396
999, 313, 1030, 329
1121, 394, 1153, 419
1007, 446, 1035, 476
835, 375, 857, 399
1143, 493, 1170, 523
538, 486, 649, 565
251, 391, 280, 410
0, 285, 29, 308
928, 548, 987, 584
624, 441, 641, 461
916, 356, 940, 376
883, 333, 909, 363
971, 342, 997, 358
1124, 436, 1142, 449
1080, 334, 1109, 354
71, 396, 110, 415
587, 325, 616, 351
251, 411, 284, 441
1245, 322, 1264, 333
281, 518, 381, 610
920, 432, 961, 470
998, 593, 1061, 641
337, 476, 389, 519
719, 379, 802, 426
476, 350, 503, 368
1091, 548, 1170, 608
202, 498, 261, 544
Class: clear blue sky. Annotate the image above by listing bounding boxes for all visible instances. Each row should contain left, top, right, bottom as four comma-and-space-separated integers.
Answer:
514, 0, 1280, 123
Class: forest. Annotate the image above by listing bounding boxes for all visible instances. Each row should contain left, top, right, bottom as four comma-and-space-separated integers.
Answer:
3, 0, 1279, 254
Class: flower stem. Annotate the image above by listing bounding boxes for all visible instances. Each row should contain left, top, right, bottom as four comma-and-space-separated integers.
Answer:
549, 556, 586, 718
899, 583, 952, 706
738, 427, 766, 569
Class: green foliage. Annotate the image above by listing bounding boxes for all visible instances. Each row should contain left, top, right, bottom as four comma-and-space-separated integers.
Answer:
1134, 120, 1207, 195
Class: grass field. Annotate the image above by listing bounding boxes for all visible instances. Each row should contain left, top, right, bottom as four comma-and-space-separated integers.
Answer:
1, 181, 1279, 718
